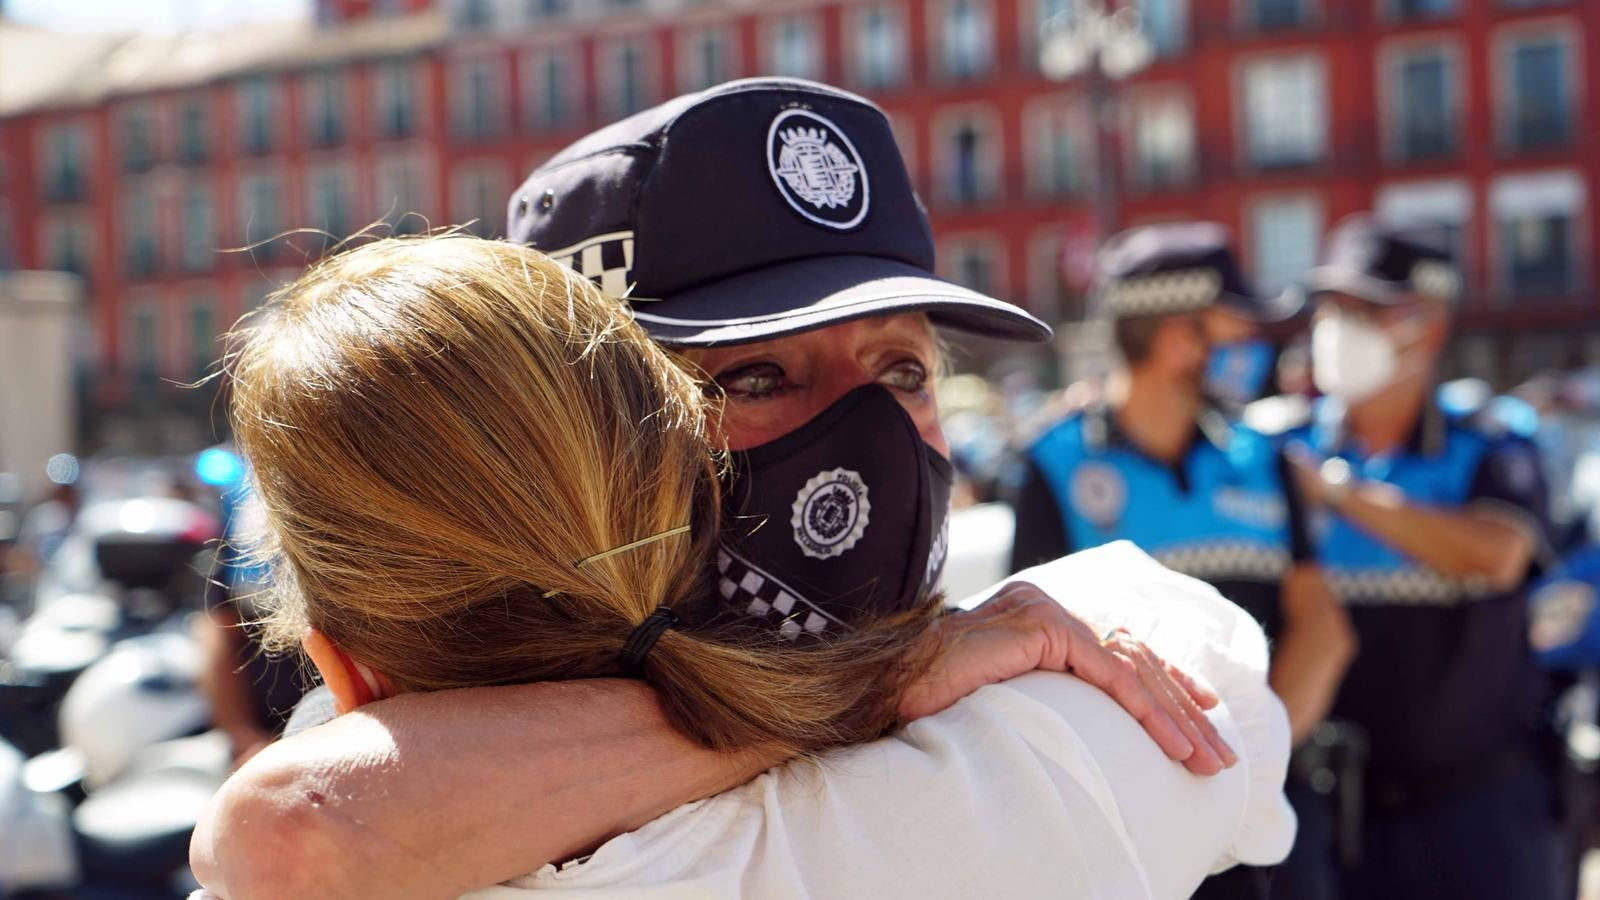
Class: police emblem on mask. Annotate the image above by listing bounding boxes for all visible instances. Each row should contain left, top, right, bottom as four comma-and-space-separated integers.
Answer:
767, 110, 870, 230
791, 468, 872, 559
1071, 463, 1127, 529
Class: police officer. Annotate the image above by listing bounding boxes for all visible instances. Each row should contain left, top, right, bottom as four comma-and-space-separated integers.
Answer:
1284, 215, 1562, 900
1010, 223, 1357, 899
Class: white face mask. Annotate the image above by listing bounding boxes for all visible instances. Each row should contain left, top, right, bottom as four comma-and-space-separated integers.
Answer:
1311, 311, 1399, 402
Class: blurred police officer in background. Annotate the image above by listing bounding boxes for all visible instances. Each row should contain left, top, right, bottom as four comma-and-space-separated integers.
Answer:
1009, 222, 1358, 899
1282, 215, 1563, 900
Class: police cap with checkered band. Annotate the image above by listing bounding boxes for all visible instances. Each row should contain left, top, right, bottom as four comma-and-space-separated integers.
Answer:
1095, 221, 1301, 322
506, 77, 1051, 347
1302, 214, 1462, 307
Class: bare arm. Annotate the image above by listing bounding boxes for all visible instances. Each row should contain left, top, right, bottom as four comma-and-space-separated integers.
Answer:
191, 679, 778, 900
1267, 564, 1357, 745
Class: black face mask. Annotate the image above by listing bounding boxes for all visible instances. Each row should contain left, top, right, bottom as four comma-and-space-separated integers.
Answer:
716, 385, 953, 640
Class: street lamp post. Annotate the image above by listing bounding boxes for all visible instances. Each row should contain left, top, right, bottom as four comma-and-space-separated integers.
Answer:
1039, 1, 1155, 242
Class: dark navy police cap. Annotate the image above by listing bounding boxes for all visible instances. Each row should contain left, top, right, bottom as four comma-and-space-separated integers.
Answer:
1094, 222, 1299, 323
506, 78, 1050, 347
1303, 214, 1461, 306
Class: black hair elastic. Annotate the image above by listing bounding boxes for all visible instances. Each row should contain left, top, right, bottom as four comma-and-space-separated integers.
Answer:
619, 607, 679, 677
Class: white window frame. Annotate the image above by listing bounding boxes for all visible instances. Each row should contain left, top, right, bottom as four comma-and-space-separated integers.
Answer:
933, 105, 1004, 208
236, 166, 287, 252
1488, 168, 1589, 299
677, 24, 741, 95
37, 120, 91, 203
1021, 94, 1093, 200
302, 69, 350, 148
1019, 0, 1072, 72
521, 45, 583, 132
1493, 22, 1583, 154
116, 101, 160, 172
180, 177, 216, 272
122, 176, 162, 277
931, 0, 995, 82
1246, 193, 1324, 295
235, 76, 282, 155
450, 53, 509, 141
846, 3, 909, 92
599, 35, 660, 121
939, 232, 1010, 298
1124, 86, 1194, 191
126, 297, 165, 378
373, 58, 426, 141
1377, 38, 1464, 164
374, 150, 437, 233
762, 14, 822, 81
305, 159, 357, 246
1236, 53, 1328, 170
1027, 226, 1071, 323
449, 159, 511, 237
41, 211, 94, 278
185, 293, 220, 377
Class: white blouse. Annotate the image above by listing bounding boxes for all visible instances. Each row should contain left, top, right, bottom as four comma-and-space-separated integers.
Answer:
464, 542, 1296, 900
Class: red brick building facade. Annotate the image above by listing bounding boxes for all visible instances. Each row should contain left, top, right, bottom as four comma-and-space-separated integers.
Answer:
0, 0, 1595, 451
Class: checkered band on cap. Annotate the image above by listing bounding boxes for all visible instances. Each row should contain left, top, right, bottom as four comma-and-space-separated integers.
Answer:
1409, 260, 1461, 303
543, 230, 639, 299
716, 546, 843, 641
1326, 566, 1492, 607
1152, 541, 1292, 585
1100, 268, 1223, 318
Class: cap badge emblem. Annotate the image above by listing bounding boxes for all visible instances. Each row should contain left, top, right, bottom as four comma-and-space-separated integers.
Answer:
767, 110, 870, 230
791, 468, 871, 559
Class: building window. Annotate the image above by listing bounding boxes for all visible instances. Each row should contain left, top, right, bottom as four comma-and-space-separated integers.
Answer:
119, 104, 157, 173
129, 304, 162, 380
188, 299, 217, 378
1023, 0, 1074, 70
527, 0, 570, 18
1128, 92, 1193, 189
1135, 0, 1188, 56
764, 15, 821, 81
375, 60, 420, 140
1491, 171, 1586, 299
1028, 229, 1072, 322
1023, 99, 1090, 199
451, 161, 510, 237
936, 109, 1002, 207
39, 123, 90, 204
237, 171, 286, 254
375, 153, 431, 235
455, 0, 495, 29
122, 180, 160, 278
178, 96, 210, 164
941, 236, 1007, 297
1386, 0, 1457, 20
303, 70, 348, 147
603, 37, 658, 120
451, 55, 508, 141
1384, 45, 1459, 162
1240, 55, 1327, 169
42, 215, 91, 279
181, 182, 215, 272
1500, 32, 1575, 153
1249, 195, 1322, 294
236, 77, 280, 155
679, 26, 739, 94
935, 0, 994, 82
850, 5, 907, 91
1243, 0, 1312, 30
523, 47, 581, 132
306, 162, 355, 252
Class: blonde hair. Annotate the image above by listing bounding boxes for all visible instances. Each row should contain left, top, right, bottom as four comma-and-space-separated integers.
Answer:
228, 235, 939, 754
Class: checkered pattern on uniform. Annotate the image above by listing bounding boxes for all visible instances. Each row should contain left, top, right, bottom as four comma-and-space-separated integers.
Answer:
1326, 566, 1492, 607
1152, 541, 1292, 585
717, 546, 844, 641
546, 230, 635, 298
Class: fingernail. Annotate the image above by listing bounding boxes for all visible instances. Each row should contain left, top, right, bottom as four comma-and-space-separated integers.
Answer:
1220, 741, 1239, 767
1173, 735, 1194, 759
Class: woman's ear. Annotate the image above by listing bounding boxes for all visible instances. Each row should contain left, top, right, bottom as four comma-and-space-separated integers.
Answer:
303, 629, 390, 713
